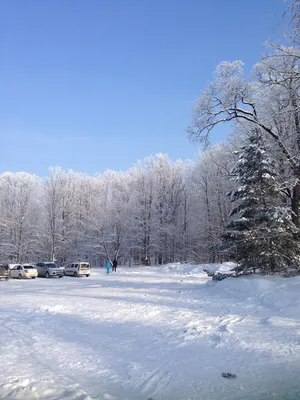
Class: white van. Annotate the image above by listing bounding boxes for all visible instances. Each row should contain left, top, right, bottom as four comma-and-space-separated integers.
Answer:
64, 262, 90, 277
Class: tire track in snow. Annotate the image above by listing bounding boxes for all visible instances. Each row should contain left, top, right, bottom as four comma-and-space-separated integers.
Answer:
0, 307, 117, 400
125, 362, 174, 399
139, 367, 173, 396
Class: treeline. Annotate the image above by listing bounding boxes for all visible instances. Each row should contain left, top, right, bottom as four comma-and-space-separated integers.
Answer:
0, 149, 236, 266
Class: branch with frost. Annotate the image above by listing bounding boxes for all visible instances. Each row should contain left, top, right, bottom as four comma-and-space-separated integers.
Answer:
188, 61, 298, 171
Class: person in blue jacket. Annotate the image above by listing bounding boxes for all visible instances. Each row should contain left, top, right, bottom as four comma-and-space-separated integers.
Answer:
106, 259, 111, 274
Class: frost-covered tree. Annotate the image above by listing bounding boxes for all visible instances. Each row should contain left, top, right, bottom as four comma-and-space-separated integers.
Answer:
102, 170, 131, 262
127, 161, 154, 265
41, 167, 66, 262
190, 143, 234, 262
188, 0, 300, 225
223, 131, 300, 274
126, 154, 186, 265
188, 55, 300, 224
150, 154, 185, 264
0, 172, 39, 262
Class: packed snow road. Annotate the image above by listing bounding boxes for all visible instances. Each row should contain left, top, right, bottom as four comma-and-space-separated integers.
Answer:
1, 264, 300, 400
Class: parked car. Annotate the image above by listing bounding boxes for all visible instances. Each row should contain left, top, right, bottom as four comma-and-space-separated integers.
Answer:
36, 262, 64, 278
0, 264, 10, 280
64, 262, 90, 277
9, 263, 22, 270
11, 264, 38, 279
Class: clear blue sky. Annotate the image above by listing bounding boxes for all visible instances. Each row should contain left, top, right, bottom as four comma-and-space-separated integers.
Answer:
0, 0, 286, 176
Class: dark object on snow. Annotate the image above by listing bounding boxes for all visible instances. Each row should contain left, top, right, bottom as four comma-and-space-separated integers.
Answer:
112, 258, 118, 272
203, 268, 215, 277
283, 270, 300, 278
222, 372, 237, 379
212, 272, 234, 281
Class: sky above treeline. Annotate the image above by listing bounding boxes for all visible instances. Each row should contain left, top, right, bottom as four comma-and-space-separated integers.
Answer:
0, 0, 286, 176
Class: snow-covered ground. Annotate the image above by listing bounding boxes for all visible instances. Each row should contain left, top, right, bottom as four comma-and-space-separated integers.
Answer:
1, 264, 300, 400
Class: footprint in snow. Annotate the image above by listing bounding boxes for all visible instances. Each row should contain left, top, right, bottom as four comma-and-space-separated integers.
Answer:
218, 324, 228, 332
210, 333, 221, 346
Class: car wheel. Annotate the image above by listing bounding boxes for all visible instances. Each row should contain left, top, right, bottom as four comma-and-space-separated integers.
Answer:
59, 275, 63, 278
86, 275, 89, 277
45, 272, 50, 278
32, 277, 36, 279
18, 274, 22, 279
74, 271, 77, 277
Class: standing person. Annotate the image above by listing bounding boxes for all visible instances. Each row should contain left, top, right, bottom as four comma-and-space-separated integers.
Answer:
112, 258, 118, 272
106, 259, 111, 275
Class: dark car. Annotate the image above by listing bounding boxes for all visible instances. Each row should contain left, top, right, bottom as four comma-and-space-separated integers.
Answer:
0, 264, 10, 280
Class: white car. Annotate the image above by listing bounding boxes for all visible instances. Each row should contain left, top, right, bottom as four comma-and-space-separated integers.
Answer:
11, 264, 38, 279
9, 263, 22, 270
64, 262, 91, 277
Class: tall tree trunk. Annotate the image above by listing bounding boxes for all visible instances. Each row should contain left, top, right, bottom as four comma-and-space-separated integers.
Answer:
291, 88, 300, 227
292, 177, 300, 227
203, 179, 215, 263
183, 192, 188, 262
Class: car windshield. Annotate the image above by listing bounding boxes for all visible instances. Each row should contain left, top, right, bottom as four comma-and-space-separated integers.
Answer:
46, 264, 58, 268
24, 266, 35, 269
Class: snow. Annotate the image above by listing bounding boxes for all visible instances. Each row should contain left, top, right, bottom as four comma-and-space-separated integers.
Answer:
1, 264, 300, 400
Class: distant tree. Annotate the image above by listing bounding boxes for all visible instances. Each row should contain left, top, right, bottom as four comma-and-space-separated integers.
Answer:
128, 161, 154, 266
0, 172, 39, 262
150, 154, 185, 264
223, 130, 300, 274
42, 167, 65, 262
191, 144, 234, 262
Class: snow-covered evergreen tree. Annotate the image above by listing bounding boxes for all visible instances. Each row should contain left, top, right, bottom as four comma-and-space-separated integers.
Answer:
223, 130, 300, 274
